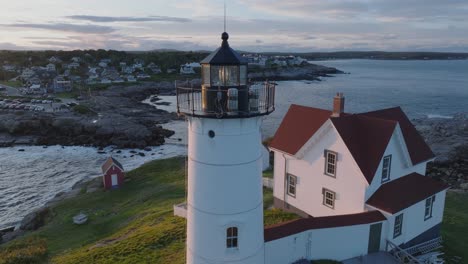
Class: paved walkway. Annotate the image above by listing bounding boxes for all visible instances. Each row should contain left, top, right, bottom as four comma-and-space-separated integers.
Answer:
342, 252, 400, 264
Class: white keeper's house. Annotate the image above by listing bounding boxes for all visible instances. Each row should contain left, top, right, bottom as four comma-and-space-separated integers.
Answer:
266, 93, 448, 262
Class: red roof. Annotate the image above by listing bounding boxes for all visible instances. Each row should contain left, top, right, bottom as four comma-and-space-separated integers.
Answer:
264, 211, 386, 242
331, 115, 396, 183
269, 104, 335, 155
361, 107, 435, 164
366, 173, 449, 214
270, 105, 434, 184
101, 157, 124, 174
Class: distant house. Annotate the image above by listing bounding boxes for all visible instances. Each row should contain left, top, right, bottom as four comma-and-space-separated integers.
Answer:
98, 62, 108, 68
137, 73, 151, 79
71, 57, 81, 63
101, 157, 125, 189
67, 62, 80, 70
2, 64, 16, 72
48, 56, 62, 63
46, 63, 56, 72
126, 75, 137, 82
53, 77, 72, 93
167, 68, 177, 74
147, 62, 161, 74
180, 64, 195, 74
21, 68, 35, 80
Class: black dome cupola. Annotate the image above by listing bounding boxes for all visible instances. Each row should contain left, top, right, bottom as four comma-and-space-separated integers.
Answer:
200, 32, 247, 66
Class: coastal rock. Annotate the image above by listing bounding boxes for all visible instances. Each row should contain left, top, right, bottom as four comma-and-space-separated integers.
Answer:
19, 207, 50, 231
248, 64, 343, 81
1, 229, 26, 244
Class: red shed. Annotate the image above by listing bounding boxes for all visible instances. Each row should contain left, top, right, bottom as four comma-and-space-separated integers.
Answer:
101, 157, 125, 189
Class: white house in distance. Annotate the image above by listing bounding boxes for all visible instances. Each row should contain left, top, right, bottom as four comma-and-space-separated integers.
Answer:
266, 93, 448, 262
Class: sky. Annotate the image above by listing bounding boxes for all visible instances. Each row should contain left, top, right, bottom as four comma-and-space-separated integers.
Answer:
0, 0, 468, 52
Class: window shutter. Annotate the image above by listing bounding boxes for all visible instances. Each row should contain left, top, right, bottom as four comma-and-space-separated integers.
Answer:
324, 149, 327, 158
432, 195, 436, 202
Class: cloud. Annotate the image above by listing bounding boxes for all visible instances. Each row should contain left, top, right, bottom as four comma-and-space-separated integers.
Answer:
4, 23, 115, 34
0, 42, 25, 50
66, 15, 191, 23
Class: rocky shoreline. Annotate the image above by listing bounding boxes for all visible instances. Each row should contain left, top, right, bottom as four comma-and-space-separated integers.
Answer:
413, 114, 468, 190
248, 63, 343, 81
0, 64, 343, 149
0, 82, 179, 149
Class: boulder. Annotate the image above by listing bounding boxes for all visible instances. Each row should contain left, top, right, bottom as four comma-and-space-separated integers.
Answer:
20, 207, 50, 231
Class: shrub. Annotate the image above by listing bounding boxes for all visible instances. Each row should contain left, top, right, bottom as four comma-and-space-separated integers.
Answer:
0, 237, 48, 264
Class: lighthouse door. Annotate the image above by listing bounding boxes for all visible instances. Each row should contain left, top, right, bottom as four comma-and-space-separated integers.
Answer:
111, 174, 118, 187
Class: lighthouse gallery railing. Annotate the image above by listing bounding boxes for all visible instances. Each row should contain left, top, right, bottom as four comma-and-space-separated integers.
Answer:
176, 82, 275, 118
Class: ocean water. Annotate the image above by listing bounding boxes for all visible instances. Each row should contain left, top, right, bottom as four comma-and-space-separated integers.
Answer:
160, 59, 468, 142
0, 145, 186, 229
2, 59, 468, 228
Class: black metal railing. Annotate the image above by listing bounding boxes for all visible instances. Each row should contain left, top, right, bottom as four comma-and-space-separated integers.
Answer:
176, 82, 275, 118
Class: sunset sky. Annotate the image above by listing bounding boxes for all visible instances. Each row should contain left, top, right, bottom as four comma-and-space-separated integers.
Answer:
1, 0, 467, 52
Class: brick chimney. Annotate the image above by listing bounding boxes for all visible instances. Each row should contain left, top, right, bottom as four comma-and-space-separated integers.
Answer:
332, 93, 345, 117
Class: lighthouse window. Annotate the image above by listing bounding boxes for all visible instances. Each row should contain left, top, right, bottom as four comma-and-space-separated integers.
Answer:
208, 130, 215, 138
226, 227, 238, 248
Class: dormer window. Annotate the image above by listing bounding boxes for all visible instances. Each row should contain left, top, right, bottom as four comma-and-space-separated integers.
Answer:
324, 150, 337, 177
381, 155, 392, 183
226, 227, 238, 249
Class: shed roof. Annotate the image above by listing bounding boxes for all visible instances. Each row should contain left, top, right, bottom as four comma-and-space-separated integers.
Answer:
366, 172, 448, 214
101, 157, 124, 174
264, 211, 386, 242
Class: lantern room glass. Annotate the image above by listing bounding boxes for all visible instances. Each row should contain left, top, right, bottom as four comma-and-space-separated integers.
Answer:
206, 65, 245, 87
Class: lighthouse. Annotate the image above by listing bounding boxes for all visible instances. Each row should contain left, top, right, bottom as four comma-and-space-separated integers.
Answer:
176, 32, 275, 264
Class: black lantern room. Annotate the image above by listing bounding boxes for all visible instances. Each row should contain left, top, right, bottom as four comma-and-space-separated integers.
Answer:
176, 32, 275, 118
200, 32, 249, 113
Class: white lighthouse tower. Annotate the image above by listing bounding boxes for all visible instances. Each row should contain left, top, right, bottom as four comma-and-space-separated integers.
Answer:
176, 32, 275, 264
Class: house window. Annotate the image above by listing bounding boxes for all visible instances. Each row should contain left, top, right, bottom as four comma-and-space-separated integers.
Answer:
381, 155, 392, 183
287, 174, 297, 197
425, 196, 435, 220
226, 227, 238, 249
322, 188, 336, 209
393, 213, 404, 238
324, 150, 337, 177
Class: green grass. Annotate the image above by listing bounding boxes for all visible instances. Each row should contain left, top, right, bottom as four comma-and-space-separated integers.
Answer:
263, 168, 273, 178
441, 192, 468, 262
55, 91, 79, 99
0, 157, 297, 263
72, 104, 96, 115
7, 158, 465, 263
0, 237, 48, 264
0, 80, 22, 88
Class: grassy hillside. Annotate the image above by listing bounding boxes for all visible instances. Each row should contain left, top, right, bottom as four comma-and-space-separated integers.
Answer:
441, 192, 468, 262
0, 157, 297, 264
2, 157, 466, 263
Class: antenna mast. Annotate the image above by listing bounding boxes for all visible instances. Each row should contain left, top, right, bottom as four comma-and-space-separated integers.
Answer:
224, 0, 226, 32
